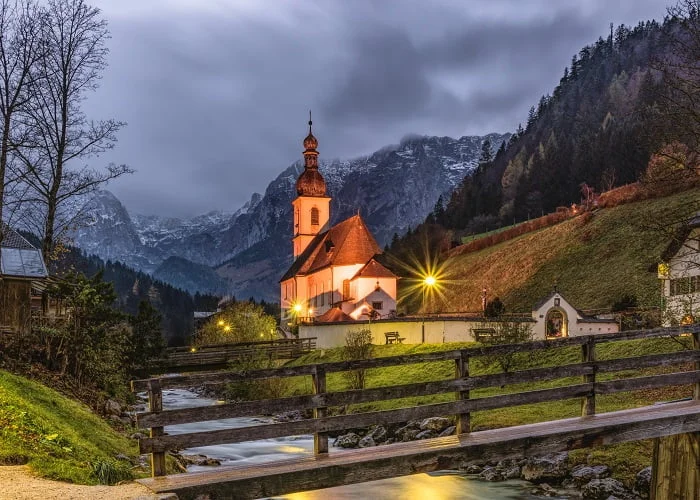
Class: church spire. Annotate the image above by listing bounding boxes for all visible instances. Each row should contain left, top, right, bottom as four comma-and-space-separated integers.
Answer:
296, 112, 326, 196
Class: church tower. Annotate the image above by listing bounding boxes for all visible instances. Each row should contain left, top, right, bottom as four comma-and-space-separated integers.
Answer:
292, 113, 330, 258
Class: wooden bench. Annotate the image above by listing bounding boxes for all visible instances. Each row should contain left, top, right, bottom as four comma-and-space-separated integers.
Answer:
384, 331, 405, 344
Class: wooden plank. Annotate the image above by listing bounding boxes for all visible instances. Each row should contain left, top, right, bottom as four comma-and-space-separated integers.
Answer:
147, 379, 166, 477
651, 432, 700, 500
136, 401, 700, 500
455, 351, 469, 433
694, 331, 699, 401
133, 325, 700, 391
313, 367, 328, 454
139, 384, 593, 453
595, 370, 700, 395
136, 351, 700, 428
582, 338, 596, 416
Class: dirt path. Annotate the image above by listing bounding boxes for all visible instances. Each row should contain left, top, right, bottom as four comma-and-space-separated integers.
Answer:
0, 465, 158, 500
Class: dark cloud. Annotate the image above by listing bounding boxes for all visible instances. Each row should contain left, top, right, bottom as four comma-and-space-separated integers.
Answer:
85, 0, 668, 218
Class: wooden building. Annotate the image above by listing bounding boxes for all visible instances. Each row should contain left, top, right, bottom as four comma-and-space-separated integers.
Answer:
0, 223, 48, 335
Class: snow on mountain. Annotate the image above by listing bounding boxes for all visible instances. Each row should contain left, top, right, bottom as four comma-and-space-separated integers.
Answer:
72, 133, 508, 298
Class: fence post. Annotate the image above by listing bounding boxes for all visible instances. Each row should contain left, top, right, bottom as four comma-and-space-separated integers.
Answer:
581, 337, 596, 417
455, 351, 470, 434
147, 379, 166, 477
693, 329, 699, 401
312, 367, 328, 454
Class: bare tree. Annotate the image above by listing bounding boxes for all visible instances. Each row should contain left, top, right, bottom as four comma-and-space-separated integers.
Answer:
15, 0, 131, 261
0, 0, 44, 247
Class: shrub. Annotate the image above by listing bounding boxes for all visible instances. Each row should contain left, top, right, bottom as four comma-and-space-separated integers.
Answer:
342, 328, 373, 390
478, 321, 534, 373
612, 294, 638, 312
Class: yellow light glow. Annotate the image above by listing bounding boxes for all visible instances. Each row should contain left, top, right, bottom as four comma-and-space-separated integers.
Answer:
190, 347, 196, 353
223, 325, 231, 332
217, 320, 225, 326
424, 275, 437, 287
293, 303, 303, 313
308, 308, 313, 315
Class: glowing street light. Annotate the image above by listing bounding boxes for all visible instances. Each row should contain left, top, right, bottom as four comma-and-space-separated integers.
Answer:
424, 275, 437, 287
223, 325, 231, 332
293, 303, 303, 314
217, 320, 225, 327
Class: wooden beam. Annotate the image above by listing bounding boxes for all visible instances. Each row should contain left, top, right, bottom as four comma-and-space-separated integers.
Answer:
147, 379, 166, 477
139, 384, 592, 453
136, 351, 700, 428
136, 401, 700, 500
595, 370, 700, 395
582, 338, 596, 416
313, 367, 328, 455
132, 325, 700, 392
455, 351, 469, 433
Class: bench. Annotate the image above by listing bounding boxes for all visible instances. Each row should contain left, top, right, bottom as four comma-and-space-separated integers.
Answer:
384, 331, 405, 344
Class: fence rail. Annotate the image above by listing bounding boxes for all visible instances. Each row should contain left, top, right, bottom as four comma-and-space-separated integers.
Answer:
131, 325, 700, 477
151, 337, 317, 373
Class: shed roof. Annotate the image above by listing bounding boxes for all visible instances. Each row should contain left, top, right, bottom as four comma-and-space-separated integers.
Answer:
1, 223, 48, 279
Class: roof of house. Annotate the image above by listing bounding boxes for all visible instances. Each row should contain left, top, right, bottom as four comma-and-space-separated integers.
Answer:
351, 258, 398, 280
315, 307, 355, 323
0, 223, 48, 279
281, 214, 382, 282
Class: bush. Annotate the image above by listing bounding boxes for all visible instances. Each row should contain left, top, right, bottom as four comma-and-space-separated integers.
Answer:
484, 297, 505, 318
223, 352, 289, 402
342, 328, 373, 390
478, 321, 534, 373
612, 294, 638, 312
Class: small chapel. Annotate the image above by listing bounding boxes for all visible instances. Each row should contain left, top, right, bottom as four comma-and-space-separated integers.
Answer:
280, 116, 398, 324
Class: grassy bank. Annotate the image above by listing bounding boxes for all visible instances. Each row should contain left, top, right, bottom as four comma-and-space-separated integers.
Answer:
0, 370, 140, 485
281, 337, 694, 485
435, 188, 700, 312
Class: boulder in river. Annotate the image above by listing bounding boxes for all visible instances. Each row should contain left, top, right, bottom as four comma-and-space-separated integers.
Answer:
419, 417, 451, 433
634, 466, 651, 498
334, 432, 361, 448
569, 464, 611, 486
358, 436, 376, 448
521, 452, 569, 483
581, 478, 634, 499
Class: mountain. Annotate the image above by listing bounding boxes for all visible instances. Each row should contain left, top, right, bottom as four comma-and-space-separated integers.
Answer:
153, 256, 229, 295
72, 133, 508, 299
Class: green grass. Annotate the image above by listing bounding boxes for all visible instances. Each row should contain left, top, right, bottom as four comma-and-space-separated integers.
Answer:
0, 370, 140, 485
437, 188, 700, 312
281, 337, 694, 486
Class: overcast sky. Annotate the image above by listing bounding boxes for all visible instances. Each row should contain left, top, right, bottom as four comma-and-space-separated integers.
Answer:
85, 0, 669, 218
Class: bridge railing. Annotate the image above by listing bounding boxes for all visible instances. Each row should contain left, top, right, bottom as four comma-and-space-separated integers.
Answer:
131, 325, 700, 477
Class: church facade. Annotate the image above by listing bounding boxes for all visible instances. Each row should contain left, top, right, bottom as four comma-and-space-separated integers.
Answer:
280, 117, 398, 324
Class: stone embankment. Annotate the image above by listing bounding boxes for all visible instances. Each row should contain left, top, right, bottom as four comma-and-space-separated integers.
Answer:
329, 417, 653, 499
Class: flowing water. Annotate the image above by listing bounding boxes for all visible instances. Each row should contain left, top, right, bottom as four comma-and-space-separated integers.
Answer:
162, 388, 570, 499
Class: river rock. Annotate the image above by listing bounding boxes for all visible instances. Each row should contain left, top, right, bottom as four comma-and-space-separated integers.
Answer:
334, 432, 361, 448
130, 432, 147, 440
479, 466, 503, 481
504, 465, 521, 480
367, 425, 388, 443
400, 429, 420, 442
439, 425, 456, 437
570, 464, 611, 486
530, 483, 558, 497
415, 429, 437, 440
274, 410, 304, 422
581, 478, 633, 500
521, 452, 569, 483
634, 466, 652, 498
463, 464, 483, 474
358, 436, 376, 448
419, 417, 451, 433
104, 399, 121, 416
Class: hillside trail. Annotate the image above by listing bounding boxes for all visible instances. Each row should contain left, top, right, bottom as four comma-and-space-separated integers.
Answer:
0, 465, 158, 500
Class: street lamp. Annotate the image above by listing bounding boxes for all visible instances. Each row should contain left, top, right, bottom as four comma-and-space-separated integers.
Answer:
422, 275, 437, 343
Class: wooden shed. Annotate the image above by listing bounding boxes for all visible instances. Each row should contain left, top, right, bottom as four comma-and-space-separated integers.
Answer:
0, 223, 48, 335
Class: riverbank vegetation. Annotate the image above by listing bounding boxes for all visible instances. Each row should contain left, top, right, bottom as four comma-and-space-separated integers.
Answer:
0, 370, 142, 484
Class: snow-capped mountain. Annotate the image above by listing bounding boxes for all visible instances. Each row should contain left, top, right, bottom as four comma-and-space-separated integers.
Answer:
72, 132, 509, 298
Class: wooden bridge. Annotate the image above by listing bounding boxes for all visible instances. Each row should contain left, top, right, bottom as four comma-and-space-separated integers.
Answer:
151, 337, 316, 373
131, 326, 700, 499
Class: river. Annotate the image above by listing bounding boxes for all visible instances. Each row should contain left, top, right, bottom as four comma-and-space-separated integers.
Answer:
161, 388, 570, 499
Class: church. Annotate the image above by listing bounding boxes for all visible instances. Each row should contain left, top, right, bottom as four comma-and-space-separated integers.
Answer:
280, 117, 398, 324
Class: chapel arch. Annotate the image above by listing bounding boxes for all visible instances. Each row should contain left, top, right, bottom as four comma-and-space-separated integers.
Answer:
545, 307, 568, 338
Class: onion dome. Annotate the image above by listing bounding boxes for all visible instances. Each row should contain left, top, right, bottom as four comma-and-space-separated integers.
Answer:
296, 111, 326, 196
296, 168, 327, 196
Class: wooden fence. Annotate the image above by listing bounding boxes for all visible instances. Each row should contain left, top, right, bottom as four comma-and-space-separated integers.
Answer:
132, 325, 700, 479
152, 337, 317, 373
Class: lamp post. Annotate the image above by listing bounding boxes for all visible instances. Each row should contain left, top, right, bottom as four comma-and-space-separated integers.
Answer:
422, 275, 436, 343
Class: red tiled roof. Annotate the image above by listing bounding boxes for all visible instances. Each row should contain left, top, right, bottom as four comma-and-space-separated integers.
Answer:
315, 307, 355, 323
352, 258, 398, 280
281, 214, 382, 281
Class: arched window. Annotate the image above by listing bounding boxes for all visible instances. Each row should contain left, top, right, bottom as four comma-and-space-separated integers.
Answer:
311, 207, 320, 226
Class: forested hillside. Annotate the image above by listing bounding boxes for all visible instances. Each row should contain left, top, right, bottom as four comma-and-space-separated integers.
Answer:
438, 18, 682, 234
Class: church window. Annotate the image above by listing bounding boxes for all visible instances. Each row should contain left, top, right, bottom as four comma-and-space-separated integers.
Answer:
321, 282, 325, 306
311, 207, 320, 226
372, 301, 383, 310
342, 279, 350, 300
